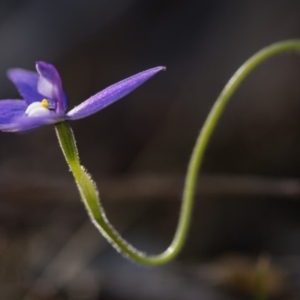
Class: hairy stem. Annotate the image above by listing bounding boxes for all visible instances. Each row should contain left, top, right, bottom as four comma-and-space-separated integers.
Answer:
56, 40, 300, 265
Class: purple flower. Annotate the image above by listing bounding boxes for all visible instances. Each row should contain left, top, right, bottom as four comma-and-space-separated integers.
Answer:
0, 62, 165, 132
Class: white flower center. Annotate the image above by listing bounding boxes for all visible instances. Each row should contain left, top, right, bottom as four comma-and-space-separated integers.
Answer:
25, 101, 51, 117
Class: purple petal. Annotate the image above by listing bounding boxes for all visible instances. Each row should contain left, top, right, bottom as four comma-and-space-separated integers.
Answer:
0, 113, 65, 132
0, 100, 27, 125
67, 66, 166, 120
7, 69, 44, 104
36, 61, 68, 113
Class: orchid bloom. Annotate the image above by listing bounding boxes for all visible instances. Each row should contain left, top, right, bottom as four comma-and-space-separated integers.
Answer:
0, 62, 165, 131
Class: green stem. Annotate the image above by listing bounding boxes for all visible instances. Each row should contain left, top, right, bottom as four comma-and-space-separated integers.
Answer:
255, 255, 270, 300
56, 40, 300, 265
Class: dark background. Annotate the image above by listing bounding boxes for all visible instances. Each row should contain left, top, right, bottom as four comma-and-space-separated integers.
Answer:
1, 1, 300, 299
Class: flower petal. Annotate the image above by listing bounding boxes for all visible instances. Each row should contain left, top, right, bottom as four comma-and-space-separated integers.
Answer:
0, 113, 65, 132
0, 100, 27, 125
67, 66, 166, 120
7, 69, 44, 104
36, 61, 68, 113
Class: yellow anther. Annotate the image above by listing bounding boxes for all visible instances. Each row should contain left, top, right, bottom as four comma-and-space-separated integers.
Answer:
41, 99, 49, 108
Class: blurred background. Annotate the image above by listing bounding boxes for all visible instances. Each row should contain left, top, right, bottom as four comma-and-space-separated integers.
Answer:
1, 0, 300, 299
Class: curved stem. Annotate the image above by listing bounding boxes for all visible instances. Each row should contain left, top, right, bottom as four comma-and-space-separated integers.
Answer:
56, 40, 300, 265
